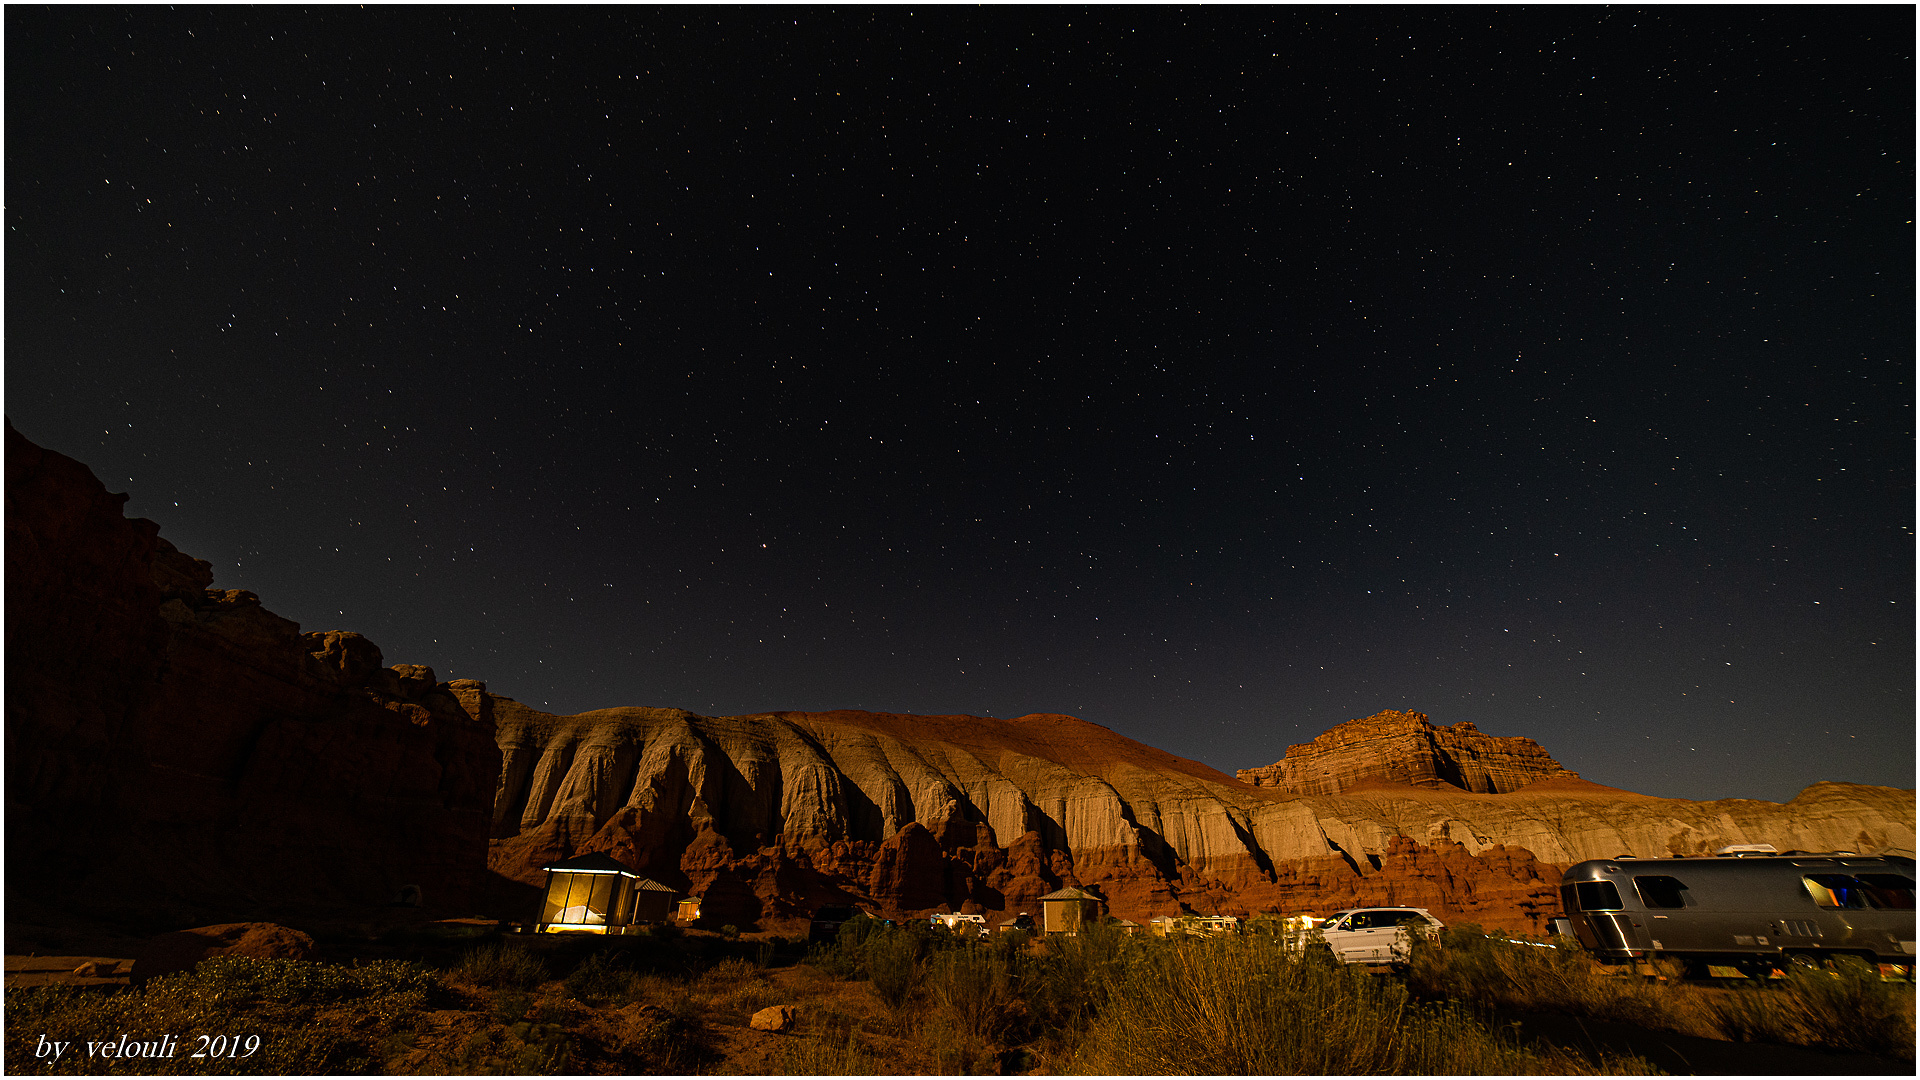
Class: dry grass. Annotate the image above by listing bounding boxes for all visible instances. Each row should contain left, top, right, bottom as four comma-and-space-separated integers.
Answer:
1067, 932, 1655, 1075
17, 925, 1900, 1075
1406, 926, 1915, 1061
3, 957, 447, 1075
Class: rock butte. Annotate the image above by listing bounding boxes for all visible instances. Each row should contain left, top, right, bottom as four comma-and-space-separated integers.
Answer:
1236, 709, 1571, 795
8, 424, 1915, 936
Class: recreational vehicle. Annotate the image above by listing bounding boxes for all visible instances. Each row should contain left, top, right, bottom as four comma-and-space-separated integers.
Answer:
1559, 852, 1915, 974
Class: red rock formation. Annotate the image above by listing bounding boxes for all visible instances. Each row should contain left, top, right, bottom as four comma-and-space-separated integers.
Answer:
132, 923, 318, 982
5, 422, 500, 927
1237, 709, 1570, 795
481, 695, 1914, 937
14, 429, 1910, 941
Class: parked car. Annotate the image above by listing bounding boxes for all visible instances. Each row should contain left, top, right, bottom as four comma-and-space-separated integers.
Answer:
808, 905, 859, 944
1301, 907, 1444, 967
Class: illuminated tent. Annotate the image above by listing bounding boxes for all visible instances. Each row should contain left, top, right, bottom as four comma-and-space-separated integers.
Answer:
536, 852, 677, 934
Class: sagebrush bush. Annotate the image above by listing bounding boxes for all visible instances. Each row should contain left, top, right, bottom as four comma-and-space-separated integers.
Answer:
928, 945, 1016, 1040
1072, 932, 1653, 1075
455, 939, 549, 991
1023, 919, 1126, 1035
863, 926, 922, 1010
1409, 924, 1915, 1062
776, 1026, 876, 1075
563, 948, 644, 1006
1406, 924, 1683, 1032
3, 957, 444, 1075
1776, 955, 1914, 1058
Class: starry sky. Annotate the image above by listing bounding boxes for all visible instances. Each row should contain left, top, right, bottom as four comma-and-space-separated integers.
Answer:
8, 8, 1912, 803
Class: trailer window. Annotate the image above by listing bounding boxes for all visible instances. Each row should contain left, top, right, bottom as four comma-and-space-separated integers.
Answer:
1803, 874, 1870, 909
1854, 874, 1916, 910
1633, 876, 1690, 909
1574, 880, 1623, 911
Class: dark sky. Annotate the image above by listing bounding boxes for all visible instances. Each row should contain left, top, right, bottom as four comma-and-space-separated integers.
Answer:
8, 7, 1912, 803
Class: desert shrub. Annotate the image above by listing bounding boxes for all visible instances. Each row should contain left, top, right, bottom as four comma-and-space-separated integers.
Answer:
775, 1026, 876, 1075
836, 913, 883, 951
1770, 955, 1913, 1058
716, 978, 782, 1019
917, 1012, 1002, 1075
1073, 932, 1652, 1075
457, 939, 549, 991
690, 954, 773, 1018
563, 949, 644, 1006
1022, 918, 1127, 1035
1409, 924, 1915, 1061
864, 926, 923, 1010
174, 955, 439, 1006
614, 970, 698, 1021
702, 955, 758, 986
490, 988, 534, 1023
3, 958, 443, 1075
1406, 926, 1686, 1033
928, 945, 1019, 1042
800, 914, 887, 981
804, 940, 860, 980
454, 1017, 573, 1075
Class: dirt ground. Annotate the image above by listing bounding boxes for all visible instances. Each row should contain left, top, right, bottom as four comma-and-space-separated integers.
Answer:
6, 913, 1913, 1076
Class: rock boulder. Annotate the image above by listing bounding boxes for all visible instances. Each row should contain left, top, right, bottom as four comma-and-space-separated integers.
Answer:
133, 923, 318, 982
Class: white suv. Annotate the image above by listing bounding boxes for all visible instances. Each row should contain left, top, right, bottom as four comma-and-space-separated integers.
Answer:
1308, 907, 1444, 966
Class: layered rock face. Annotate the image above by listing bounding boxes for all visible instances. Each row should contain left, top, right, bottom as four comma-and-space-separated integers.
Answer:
6, 423, 500, 926
1237, 709, 1571, 795
484, 696, 1915, 936
14, 427, 1911, 938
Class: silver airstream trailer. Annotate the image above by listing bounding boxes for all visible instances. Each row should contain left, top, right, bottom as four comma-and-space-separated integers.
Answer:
1559, 851, 1915, 974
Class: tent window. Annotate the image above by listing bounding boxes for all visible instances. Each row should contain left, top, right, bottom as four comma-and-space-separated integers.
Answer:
541, 875, 569, 923
544, 873, 620, 924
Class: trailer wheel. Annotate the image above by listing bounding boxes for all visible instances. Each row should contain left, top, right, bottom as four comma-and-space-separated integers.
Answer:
1785, 951, 1825, 973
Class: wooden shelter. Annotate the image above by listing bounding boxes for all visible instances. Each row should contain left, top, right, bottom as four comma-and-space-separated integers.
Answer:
536, 852, 677, 934
1037, 886, 1102, 935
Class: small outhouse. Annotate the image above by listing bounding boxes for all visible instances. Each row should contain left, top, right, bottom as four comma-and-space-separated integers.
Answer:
536, 852, 677, 934
1037, 886, 1102, 935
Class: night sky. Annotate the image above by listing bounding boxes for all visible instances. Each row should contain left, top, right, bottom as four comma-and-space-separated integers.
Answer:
8, 8, 1912, 803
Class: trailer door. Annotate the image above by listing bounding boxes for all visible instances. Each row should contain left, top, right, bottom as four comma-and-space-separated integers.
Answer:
1563, 878, 1643, 957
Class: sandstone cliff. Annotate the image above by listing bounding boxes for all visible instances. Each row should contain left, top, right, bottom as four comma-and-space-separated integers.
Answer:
1237, 709, 1571, 795
482, 697, 1915, 936
14, 428, 1910, 940
6, 422, 500, 926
